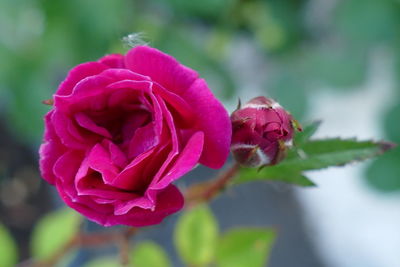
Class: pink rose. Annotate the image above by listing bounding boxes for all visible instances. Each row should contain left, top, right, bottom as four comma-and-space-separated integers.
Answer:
39, 46, 231, 227
231, 96, 295, 167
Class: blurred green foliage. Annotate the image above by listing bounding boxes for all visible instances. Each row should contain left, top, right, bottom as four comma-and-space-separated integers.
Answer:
0, 0, 399, 191
0, 223, 18, 267
84, 257, 120, 267
216, 228, 276, 267
174, 205, 218, 266
31, 207, 81, 261
131, 241, 171, 267
174, 204, 276, 267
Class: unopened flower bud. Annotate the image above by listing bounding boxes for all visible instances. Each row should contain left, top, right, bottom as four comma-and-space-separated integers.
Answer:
230, 96, 299, 167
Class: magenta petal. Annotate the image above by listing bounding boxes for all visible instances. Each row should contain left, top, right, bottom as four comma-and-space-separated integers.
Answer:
152, 131, 204, 189
55, 183, 113, 225
106, 80, 152, 95
108, 184, 184, 227
181, 79, 231, 168
98, 54, 125, 68
86, 144, 120, 185
147, 97, 180, 189
111, 148, 156, 191
74, 112, 112, 139
53, 150, 84, 184
55, 70, 151, 112
56, 62, 108, 96
128, 122, 158, 158
152, 83, 196, 127
58, 184, 183, 227
106, 141, 128, 169
125, 46, 198, 95
114, 196, 154, 215
39, 111, 66, 184
39, 142, 58, 184
52, 111, 90, 149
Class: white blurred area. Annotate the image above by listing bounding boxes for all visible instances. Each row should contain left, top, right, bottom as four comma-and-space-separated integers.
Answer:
295, 51, 400, 267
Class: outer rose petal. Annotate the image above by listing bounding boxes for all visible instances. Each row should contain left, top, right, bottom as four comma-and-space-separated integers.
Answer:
56, 62, 108, 96
58, 183, 183, 227
125, 46, 198, 95
98, 54, 125, 68
181, 79, 231, 169
39, 111, 66, 184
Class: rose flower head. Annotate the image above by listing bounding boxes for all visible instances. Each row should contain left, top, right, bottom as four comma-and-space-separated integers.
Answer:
39, 45, 231, 227
231, 96, 299, 168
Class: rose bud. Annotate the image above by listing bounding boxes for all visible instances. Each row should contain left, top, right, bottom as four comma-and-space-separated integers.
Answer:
230, 96, 299, 167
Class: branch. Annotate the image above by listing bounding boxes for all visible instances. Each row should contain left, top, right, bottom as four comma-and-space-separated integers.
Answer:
185, 163, 240, 207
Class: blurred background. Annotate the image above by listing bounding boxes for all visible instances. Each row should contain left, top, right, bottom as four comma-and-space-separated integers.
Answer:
0, 0, 399, 266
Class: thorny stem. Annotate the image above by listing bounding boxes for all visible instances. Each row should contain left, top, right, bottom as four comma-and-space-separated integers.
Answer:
27, 164, 241, 266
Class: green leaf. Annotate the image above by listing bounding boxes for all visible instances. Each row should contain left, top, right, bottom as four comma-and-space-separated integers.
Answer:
282, 138, 394, 170
294, 120, 321, 146
236, 138, 393, 186
131, 241, 171, 267
0, 223, 18, 267
31, 207, 81, 260
174, 205, 218, 266
216, 228, 276, 267
237, 168, 315, 187
84, 256, 120, 267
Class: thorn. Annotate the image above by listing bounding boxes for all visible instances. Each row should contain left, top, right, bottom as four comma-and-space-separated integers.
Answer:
236, 98, 242, 110
42, 99, 54, 106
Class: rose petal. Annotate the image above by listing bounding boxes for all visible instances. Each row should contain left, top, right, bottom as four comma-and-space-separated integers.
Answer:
110, 147, 157, 191
109, 185, 183, 227
76, 171, 139, 201
84, 144, 120, 186
181, 78, 231, 169
98, 54, 125, 68
56, 62, 108, 96
39, 111, 66, 184
128, 122, 158, 158
113, 143, 171, 213
113, 196, 155, 215
74, 112, 112, 139
144, 97, 180, 191
52, 111, 92, 149
53, 150, 84, 185
55, 69, 151, 113
107, 141, 128, 169
152, 83, 196, 128
125, 46, 198, 95
151, 131, 204, 190
58, 183, 183, 227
